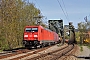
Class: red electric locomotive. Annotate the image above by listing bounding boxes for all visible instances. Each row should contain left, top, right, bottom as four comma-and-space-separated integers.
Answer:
23, 25, 59, 48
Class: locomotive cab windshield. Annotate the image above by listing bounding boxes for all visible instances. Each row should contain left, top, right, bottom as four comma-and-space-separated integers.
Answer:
25, 28, 38, 32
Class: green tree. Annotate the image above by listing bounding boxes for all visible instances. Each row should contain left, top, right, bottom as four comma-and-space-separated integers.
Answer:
0, 0, 43, 50
78, 22, 87, 45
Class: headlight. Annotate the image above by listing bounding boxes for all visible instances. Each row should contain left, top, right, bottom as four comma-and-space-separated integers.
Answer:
24, 35, 28, 37
34, 35, 37, 37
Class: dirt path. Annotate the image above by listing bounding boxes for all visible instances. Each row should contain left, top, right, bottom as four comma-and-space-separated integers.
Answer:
78, 46, 90, 60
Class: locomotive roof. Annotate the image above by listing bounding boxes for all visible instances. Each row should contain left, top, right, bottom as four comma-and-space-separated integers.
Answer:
25, 25, 52, 32
44, 28, 52, 32
25, 25, 43, 28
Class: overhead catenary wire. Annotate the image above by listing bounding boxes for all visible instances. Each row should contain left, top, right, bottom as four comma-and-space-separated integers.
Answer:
56, 0, 69, 22
61, 0, 70, 21
34, 0, 48, 25
34, 0, 43, 15
35, 0, 46, 15
88, 14, 90, 17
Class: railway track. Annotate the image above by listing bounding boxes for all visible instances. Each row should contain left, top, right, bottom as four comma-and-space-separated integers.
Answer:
27, 44, 74, 60
0, 48, 31, 59
0, 45, 55, 60
0, 44, 75, 60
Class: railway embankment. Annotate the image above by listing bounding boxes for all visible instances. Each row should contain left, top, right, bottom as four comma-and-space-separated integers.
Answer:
0, 44, 68, 60
1, 44, 88, 60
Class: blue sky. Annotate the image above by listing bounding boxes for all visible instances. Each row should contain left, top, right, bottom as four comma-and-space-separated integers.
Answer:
29, 0, 90, 28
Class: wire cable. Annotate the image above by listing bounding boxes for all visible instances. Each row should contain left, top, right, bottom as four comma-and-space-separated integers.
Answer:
34, 0, 48, 24
34, 0, 44, 16
57, 0, 69, 22
61, 0, 70, 21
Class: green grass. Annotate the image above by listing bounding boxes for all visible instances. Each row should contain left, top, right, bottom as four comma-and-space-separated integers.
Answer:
0, 50, 3, 52
57, 43, 62, 47
82, 43, 90, 49
77, 44, 83, 52
87, 44, 90, 49
80, 46, 83, 52
78, 43, 90, 51
77, 44, 81, 46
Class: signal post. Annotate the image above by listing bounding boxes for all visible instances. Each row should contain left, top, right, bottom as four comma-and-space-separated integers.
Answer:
69, 22, 77, 44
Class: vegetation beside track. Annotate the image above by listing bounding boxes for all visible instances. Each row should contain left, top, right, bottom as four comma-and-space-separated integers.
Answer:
0, 0, 46, 50
77, 43, 90, 52
87, 44, 90, 49
80, 46, 83, 52
0, 50, 3, 52
81, 43, 90, 49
